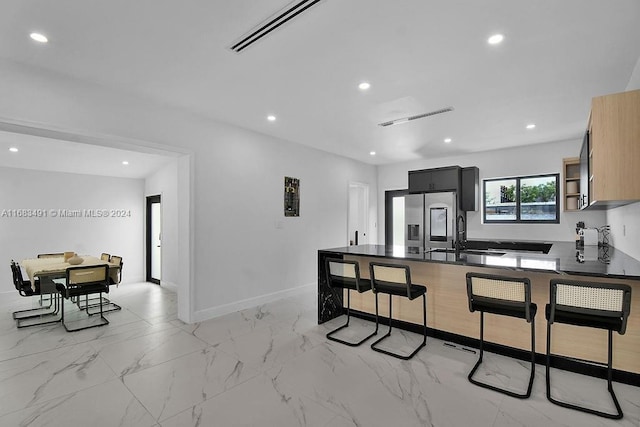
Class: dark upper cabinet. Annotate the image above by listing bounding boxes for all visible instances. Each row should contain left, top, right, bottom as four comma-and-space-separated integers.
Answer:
460, 167, 479, 211
409, 166, 461, 193
579, 131, 590, 210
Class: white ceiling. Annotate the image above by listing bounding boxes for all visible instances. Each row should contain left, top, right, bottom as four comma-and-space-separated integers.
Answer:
0, 130, 176, 179
0, 0, 639, 170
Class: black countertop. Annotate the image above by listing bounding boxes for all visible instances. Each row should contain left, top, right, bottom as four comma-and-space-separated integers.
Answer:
320, 241, 640, 281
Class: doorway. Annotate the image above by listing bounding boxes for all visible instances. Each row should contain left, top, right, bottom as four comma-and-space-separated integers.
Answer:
384, 189, 410, 245
146, 195, 162, 284
347, 182, 369, 246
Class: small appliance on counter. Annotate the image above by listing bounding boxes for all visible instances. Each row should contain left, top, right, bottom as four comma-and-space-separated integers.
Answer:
575, 221, 584, 247
575, 222, 609, 248
578, 228, 598, 246
576, 246, 599, 263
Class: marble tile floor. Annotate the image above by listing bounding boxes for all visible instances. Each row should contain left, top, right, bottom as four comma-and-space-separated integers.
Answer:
1, 283, 639, 426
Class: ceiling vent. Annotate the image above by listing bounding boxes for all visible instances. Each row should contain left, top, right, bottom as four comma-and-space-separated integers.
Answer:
229, 0, 324, 53
378, 107, 455, 127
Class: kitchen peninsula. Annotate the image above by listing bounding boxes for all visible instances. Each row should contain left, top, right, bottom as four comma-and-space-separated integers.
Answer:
318, 241, 640, 383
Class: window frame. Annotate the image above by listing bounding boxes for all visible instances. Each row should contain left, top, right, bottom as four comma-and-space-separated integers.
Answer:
483, 173, 560, 224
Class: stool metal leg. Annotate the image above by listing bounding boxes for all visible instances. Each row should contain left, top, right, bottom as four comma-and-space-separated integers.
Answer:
468, 312, 535, 398
370, 293, 426, 360
546, 325, 623, 419
326, 289, 378, 346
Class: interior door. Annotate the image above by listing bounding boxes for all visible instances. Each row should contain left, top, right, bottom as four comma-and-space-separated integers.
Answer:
146, 195, 161, 284
384, 189, 409, 246
347, 182, 369, 245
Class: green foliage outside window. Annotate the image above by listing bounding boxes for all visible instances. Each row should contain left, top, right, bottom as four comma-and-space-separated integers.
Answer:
483, 173, 559, 223
520, 181, 556, 203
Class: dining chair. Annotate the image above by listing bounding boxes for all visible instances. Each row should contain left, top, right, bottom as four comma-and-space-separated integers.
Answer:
110, 255, 123, 285
57, 264, 110, 332
78, 255, 123, 315
10, 261, 61, 328
37, 253, 64, 258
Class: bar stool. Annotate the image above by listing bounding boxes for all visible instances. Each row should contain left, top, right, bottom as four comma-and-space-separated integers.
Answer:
325, 259, 378, 346
546, 279, 632, 419
369, 262, 427, 360
466, 272, 536, 398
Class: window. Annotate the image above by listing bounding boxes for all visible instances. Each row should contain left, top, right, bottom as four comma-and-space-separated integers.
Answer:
484, 174, 559, 223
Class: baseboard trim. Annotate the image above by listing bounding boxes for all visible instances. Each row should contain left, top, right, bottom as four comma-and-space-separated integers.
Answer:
121, 276, 145, 285
160, 281, 178, 292
348, 309, 640, 387
193, 283, 314, 323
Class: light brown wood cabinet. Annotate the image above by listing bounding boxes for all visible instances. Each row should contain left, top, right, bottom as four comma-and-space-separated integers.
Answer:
562, 157, 580, 211
587, 89, 640, 208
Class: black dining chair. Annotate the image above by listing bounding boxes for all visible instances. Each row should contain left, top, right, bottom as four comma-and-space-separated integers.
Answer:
10, 261, 61, 328
109, 255, 123, 285
77, 255, 123, 315
57, 264, 110, 332
37, 253, 64, 258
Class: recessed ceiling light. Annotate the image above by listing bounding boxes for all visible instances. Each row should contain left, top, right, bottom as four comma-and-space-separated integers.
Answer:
30, 32, 48, 43
122, 161, 129, 165
359, 82, 371, 90
526, 123, 536, 129
369, 151, 376, 156
444, 138, 452, 143
487, 34, 504, 45
267, 115, 276, 122
9, 147, 19, 152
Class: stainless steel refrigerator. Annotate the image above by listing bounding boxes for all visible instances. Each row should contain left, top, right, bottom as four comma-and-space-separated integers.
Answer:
405, 192, 457, 253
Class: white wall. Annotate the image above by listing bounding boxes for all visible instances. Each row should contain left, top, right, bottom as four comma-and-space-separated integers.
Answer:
190, 128, 377, 318
626, 57, 640, 92
145, 159, 180, 290
0, 166, 144, 293
0, 60, 377, 321
606, 202, 640, 260
377, 139, 606, 243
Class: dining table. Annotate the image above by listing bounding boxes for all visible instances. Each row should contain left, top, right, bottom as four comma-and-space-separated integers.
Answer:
21, 255, 120, 294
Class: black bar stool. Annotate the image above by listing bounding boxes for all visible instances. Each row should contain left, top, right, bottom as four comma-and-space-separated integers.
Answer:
369, 262, 427, 360
325, 259, 378, 346
546, 279, 632, 419
466, 272, 536, 398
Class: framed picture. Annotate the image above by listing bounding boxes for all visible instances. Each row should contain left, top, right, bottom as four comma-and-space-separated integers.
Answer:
284, 176, 300, 217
